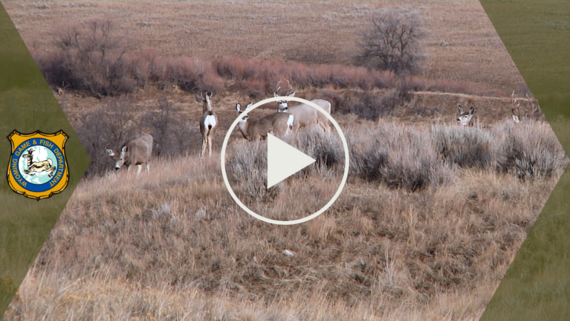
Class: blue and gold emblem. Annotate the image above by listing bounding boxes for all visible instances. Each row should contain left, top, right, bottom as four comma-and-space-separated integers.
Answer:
7, 130, 69, 200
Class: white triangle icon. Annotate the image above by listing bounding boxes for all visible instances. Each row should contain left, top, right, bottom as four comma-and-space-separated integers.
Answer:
267, 134, 316, 188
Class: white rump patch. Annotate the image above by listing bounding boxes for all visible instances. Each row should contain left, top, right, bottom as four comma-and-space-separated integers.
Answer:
204, 115, 217, 128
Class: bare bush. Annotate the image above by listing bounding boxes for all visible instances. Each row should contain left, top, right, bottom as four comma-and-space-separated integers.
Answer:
356, 7, 427, 75
76, 98, 138, 175
431, 126, 493, 169
348, 123, 453, 191
495, 122, 567, 180
226, 141, 279, 202
48, 19, 135, 97
144, 96, 185, 157
284, 128, 345, 169
76, 97, 198, 176
330, 90, 401, 120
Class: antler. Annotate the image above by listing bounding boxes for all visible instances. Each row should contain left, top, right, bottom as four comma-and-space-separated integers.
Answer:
511, 91, 515, 108
286, 80, 294, 95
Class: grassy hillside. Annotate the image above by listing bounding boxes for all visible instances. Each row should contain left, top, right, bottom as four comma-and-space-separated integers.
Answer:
4, 120, 566, 320
2, 1, 564, 320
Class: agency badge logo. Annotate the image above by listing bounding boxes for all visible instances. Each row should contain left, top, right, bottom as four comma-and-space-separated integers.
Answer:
7, 130, 70, 201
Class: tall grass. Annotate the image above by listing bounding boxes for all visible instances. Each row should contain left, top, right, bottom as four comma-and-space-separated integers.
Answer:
5, 118, 564, 320
5, 136, 561, 320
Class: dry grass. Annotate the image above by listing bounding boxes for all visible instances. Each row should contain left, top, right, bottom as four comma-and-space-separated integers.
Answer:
3, 1, 536, 153
4, 120, 565, 320
2, 2, 562, 320
5, 1, 523, 92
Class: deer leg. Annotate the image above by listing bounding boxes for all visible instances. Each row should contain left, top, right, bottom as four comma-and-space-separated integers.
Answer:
137, 165, 142, 175
146, 163, 150, 172
201, 135, 207, 157
208, 136, 213, 156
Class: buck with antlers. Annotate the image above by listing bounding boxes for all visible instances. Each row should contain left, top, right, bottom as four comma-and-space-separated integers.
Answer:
511, 91, 545, 123
511, 91, 522, 123
274, 81, 332, 132
456, 105, 474, 126
106, 133, 153, 174
526, 93, 545, 122
197, 92, 218, 157
235, 102, 296, 141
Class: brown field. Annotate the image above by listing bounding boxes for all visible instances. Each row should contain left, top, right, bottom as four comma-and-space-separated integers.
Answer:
2, 1, 564, 320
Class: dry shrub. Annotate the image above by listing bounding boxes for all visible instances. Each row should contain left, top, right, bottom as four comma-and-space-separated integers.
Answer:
39, 21, 224, 97
128, 49, 158, 88
348, 123, 453, 191
239, 79, 267, 99
225, 140, 279, 202
431, 125, 493, 169
335, 90, 401, 120
283, 127, 345, 169
43, 19, 136, 97
495, 121, 567, 180
161, 57, 223, 93
212, 56, 397, 94
76, 96, 199, 176
76, 97, 139, 176
214, 56, 259, 80
143, 96, 193, 157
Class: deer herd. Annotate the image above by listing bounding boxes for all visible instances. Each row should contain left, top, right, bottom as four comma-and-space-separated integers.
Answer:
104, 83, 544, 173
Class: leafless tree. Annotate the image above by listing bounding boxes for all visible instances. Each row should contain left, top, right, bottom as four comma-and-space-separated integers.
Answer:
51, 18, 134, 97
356, 7, 427, 75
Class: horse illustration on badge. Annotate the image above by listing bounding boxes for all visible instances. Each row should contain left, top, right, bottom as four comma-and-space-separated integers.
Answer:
7, 130, 70, 201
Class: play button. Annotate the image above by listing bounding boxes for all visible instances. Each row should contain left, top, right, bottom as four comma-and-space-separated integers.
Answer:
267, 134, 315, 188
220, 96, 350, 225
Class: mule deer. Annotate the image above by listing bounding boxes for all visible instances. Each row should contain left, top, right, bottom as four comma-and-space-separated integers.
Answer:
197, 92, 218, 157
511, 91, 545, 123
106, 133, 153, 174
457, 105, 474, 126
274, 81, 331, 132
526, 93, 545, 122
235, 102, 295, 141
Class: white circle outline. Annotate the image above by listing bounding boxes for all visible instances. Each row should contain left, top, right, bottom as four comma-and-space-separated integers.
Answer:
220, 96, 350, 225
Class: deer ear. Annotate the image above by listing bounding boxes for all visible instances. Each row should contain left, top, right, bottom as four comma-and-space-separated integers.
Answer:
288, 92, 296, 97
274, 92, 279, 97
469, 107, 474, 115
457, 105, 464, 113
106, 149, 114, 157
247, 102, 253, 108
236, 103, 241, 112
120, 146, 128, 157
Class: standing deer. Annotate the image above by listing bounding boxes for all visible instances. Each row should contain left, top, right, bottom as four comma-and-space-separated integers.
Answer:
456, 105, 474, 126
197, 92, 218, 157
106, 133, 153, 174
235, 102, 295, 141
274, 81, 331, 132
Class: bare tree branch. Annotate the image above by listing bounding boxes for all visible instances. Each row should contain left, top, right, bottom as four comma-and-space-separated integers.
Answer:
356, 7, 427, 75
